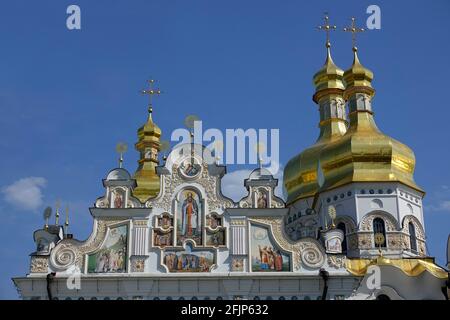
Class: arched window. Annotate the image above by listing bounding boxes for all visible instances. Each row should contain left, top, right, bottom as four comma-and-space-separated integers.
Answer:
253, 296, 260, 300
279, 296, 285, 300
291, 296, 298, 300
373, 218, 386, 247
337, 223, 347, 253
408, 222, 417, 253
376, 294, 390, 300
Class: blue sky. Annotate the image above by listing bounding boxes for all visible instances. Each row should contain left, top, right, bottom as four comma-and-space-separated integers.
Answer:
0, 0, 449, 299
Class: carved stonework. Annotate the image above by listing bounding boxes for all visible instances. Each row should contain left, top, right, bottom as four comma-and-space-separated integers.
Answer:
401, 215, 425, 240
50, 218, 128, 272
30, 256, 48, 273
327, 255, 346, 269
357, 233, 373, 249
400, 234, 410, 250
360, 213, 397, 232
231, 257, 244, 272
131, 256, 146, 272
239, 185, 284, 209
348, 234, 359, 250
148, 162, 234, 212
248, 217, 325, 270
387, 233, 402, 249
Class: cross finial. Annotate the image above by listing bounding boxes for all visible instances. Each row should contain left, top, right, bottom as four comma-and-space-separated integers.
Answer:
116, 142, 128, 168
55, 199, 61, 225
141, 79, 162, 117
343, 17, 365, 52
317, 12, 336, 48
64, 205, 69, 234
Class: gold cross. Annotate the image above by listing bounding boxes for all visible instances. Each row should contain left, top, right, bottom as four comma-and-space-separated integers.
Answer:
317, 13, 336, 48
141, 79, 162, 112
343, 17, 365, 51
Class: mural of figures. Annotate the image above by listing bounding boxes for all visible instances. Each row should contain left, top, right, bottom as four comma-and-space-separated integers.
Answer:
257, 191, 268, 208
206, 229, 225, 246
88, 225, 128, 273
154, 231, 173, 247
163, 245, 214, 273
158, 215, 172, 228
207, 214, 221, 229
179, 159, 201, 177
177, 190, 202, 245
250, 224, 290, 272
112, 189, 125, 208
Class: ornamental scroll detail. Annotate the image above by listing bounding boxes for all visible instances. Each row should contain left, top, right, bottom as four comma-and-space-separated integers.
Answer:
248, 217, 325, 270
50, 218, 128, 272
148, 162, 235, 212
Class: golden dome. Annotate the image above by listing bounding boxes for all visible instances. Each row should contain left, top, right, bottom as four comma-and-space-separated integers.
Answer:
132, 107, 162, 202
313, 45, 345, 95
318, 50, 423, 193
284, 45, 347, 204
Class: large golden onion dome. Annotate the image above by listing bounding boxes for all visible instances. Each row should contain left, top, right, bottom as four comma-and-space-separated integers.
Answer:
317, 48, 423, 193
284, 43, 348, 204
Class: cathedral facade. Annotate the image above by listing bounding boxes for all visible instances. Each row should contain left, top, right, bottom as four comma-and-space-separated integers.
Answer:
13, 22, 449, 300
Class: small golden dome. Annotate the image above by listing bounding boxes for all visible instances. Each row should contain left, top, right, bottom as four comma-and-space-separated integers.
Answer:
133, 107, 162, 203
313, 45, 345, 95
343, 49, 374, 98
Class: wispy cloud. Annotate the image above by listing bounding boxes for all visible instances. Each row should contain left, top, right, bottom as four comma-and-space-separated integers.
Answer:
1, 177, 47, 211
221, 167, 285, 202
425, 185, 450, 213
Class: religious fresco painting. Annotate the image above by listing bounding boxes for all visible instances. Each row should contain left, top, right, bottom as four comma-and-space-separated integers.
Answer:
88, 224, 128, 273
112, 188, 125, 208
157, 214, 173, 229
154, 230, 173, 247
176, 190, 202, 246
163, 245, 214, 273
206, 229, 226, 247
179, 159, 201, 178
250, 224, 290, 272
207, 214, 222, 229
256, 189, 268, 208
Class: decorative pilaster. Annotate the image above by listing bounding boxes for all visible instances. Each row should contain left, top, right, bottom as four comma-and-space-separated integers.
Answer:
131, 220, 148, 272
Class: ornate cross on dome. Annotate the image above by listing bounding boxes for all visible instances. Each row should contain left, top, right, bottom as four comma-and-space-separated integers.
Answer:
317, 13, 336, 48
343, 17, 365, 51
141, 79, 162, 115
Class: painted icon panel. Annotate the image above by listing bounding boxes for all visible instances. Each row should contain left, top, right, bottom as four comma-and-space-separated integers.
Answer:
250, 224, 290, 272
163, 245, 214, 272
176, 190, 202, 246
88, 224, 128, 273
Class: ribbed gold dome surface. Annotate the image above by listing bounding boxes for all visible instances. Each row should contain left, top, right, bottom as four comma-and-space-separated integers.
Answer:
284, 45, 347, 204
133, 107, 162, 202
318, 50, 423, 193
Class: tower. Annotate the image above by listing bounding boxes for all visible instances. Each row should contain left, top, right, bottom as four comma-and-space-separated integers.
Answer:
132, 80, 162, 202
284, 14, 347, 206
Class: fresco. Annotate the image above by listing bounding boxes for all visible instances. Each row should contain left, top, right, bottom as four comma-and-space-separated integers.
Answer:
163, 245, 214, 272
206, 229, 225, 246
88, 224, 128, 273
176, 190, 202, 246
154, 230, 173, 247
250, 224, 290, 272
